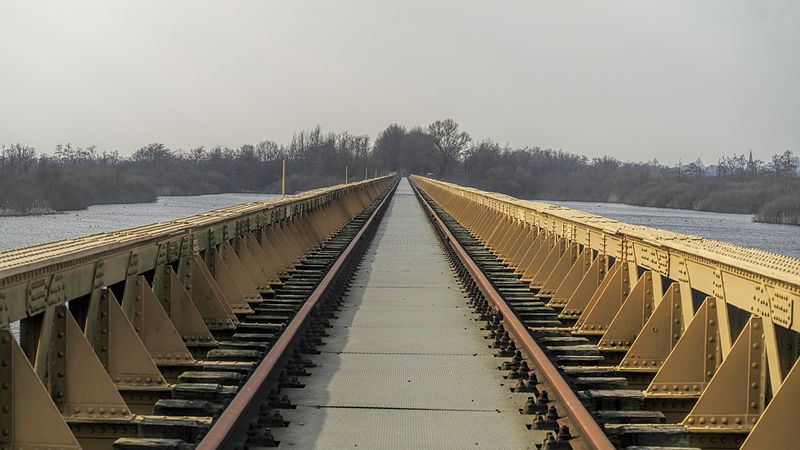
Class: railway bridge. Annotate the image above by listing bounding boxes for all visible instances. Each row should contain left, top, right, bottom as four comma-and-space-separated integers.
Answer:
0, 176, 797, 449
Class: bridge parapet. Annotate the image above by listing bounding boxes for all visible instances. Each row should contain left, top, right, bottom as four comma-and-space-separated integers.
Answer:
0, 177, 392, 326
412, 175, 799, 449
0, 176, 394, 450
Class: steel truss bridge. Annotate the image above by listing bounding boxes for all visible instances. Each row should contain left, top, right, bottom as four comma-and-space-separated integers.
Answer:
0, 175, 796, 449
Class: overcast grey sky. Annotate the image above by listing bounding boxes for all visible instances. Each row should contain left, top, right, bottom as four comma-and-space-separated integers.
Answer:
1, 1, 798, 164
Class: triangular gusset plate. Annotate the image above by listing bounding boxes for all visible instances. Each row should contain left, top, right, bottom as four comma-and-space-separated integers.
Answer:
646, 297, 721, 398
683, 317, 767, 431
619, 283, 683, 372
0, 330, 80, 449
598, 271, 655, 351
54, 307, 132, 421
123, 276, 194, 365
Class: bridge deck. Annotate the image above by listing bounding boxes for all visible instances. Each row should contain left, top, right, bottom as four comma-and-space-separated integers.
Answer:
273, 179, 541, 449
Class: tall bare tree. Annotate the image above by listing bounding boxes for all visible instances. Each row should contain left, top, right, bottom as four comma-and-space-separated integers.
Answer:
427, 119, 471, 177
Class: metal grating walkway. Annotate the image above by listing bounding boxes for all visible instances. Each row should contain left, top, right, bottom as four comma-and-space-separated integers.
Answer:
272, 179, 542, 449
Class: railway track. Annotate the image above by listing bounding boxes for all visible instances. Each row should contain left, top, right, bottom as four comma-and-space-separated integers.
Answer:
113, 177, 758, 450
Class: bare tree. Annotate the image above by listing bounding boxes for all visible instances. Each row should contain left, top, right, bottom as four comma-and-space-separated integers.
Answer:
684, 159, 704, 177
427, 119, 471, 177
1, 143, 36, 175
772, 150, 799, 177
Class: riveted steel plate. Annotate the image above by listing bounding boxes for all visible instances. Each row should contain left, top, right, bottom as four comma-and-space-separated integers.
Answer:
273, 406, 537, 450
321, 319, 494, 355
284, 353, 526, 410
341, 285, 467, 306
332, 304, 481, 329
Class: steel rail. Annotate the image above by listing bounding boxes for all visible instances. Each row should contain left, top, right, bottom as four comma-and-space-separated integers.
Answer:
413, 181, 615, 450
197, 179, 398, 450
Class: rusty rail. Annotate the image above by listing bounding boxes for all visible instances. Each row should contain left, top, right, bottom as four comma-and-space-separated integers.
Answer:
197, 179, 398, 449
412, 181, 615, 450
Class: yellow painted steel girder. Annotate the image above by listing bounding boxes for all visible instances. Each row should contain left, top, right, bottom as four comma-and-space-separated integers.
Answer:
412, 175, 800, 448
411, 176, 800, 335
0, 176, 394, 328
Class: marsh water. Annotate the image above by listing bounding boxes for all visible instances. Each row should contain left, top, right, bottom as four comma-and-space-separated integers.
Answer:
0, 193, 278, 252
549, 200, 800, 259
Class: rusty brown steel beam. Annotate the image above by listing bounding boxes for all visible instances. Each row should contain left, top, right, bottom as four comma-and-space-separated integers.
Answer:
196, 178, 398, 450
412, 180, 615, 450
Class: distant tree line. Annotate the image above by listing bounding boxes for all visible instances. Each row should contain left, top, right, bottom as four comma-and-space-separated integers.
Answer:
0, 127, 372, 214
2, 119, 799, 225
369, 121, 800, 226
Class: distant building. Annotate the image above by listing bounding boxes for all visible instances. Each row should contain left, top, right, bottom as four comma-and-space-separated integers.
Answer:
747, 150, 757, 174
